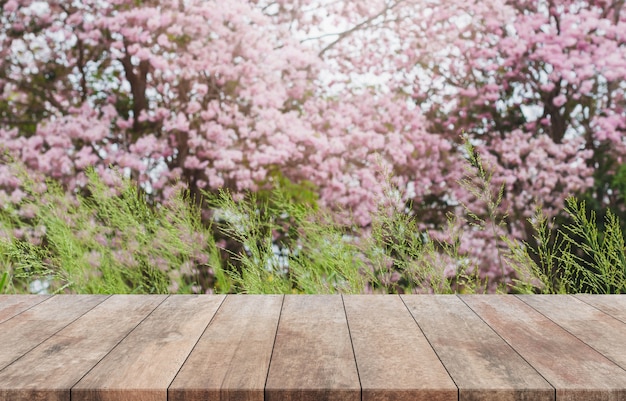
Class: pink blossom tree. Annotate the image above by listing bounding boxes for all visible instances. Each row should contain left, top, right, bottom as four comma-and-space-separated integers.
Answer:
2, 0, 626, 291
0, 0, 322, 200
414, 0, 626, 282
0, 0, 454, 226
271, 0, 626, 285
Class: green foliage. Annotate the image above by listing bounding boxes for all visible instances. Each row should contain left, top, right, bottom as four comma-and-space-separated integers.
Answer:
558, 198, 626, 293
257, 169, 319, 210
0, 166, 222, 294
504, 207, 569, 294
577, 158, 626, 240
0, 232, 56, 294
207, 169, 488, 295
206, 186, 368, 294
505, 199, 626, 294
456, 137, 626, 295
0, 271, 7, 293
362, 202, 479, 294
611, 163, 626, 197
2, 147, 626, 295
458, 136, 509, 279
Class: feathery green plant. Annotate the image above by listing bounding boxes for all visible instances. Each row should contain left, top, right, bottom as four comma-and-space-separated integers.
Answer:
2, 143, 625, 294
206, 186, 371, 294
0, 165, 222, 294
505, 197, 626, 294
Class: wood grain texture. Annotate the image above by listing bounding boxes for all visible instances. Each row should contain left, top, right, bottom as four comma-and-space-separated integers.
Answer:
344, 295, 457, 401
402, 295, 554, 401
265, 295, 360, 401
462, 295, 626, 401
0, 294, 166, 401
0, 294, 625, 401
574, 294, 626, 323
72, 295, 225, 401
0, 294, 50, 324
0, 295, 107, 370
519, 294, 626, 370
169, 295, 283, 401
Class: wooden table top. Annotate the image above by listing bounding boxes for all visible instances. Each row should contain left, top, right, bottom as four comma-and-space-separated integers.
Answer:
0, 294, 625, 401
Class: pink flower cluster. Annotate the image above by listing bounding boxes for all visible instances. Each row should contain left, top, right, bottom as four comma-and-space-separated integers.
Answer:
2, 0, 625, 290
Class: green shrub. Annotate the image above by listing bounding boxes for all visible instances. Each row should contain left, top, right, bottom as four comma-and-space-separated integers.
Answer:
1, 144, 625, 295
0, 166, 221, 294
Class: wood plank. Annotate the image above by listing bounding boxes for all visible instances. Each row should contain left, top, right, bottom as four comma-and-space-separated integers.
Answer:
72, 295, 225, 401
519, 294, 626, 370
462, 295, 626, 401
169, 295, 283, 401
344, 295, 457, 401
265, 295, 360, 401
0, 295, 50, 324
0, 294, 166, 401
402, 295, 554, 401
574, 294, 626, 323
0, 295, 107, 370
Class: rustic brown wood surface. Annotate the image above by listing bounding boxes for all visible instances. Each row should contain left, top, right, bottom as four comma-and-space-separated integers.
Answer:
0, 295, 107, 371
402, 295, 554, 401
0, 294, 625, 401
169, 295, 282, 401
575, 294, 626, 323
462, 295, 626, 401
519, 294, 626, 370
0, 295, 165, 401
72, 295, 224, 401
0, 294, 49, 324
344, 295, 457, 401
265, 295, 360, 401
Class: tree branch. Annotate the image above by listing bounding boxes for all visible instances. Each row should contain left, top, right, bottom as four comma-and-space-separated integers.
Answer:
120, 41, 150, 137
317, 0, 405, 57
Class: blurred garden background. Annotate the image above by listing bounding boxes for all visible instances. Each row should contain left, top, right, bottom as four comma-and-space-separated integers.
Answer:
1, 0, 625, 294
